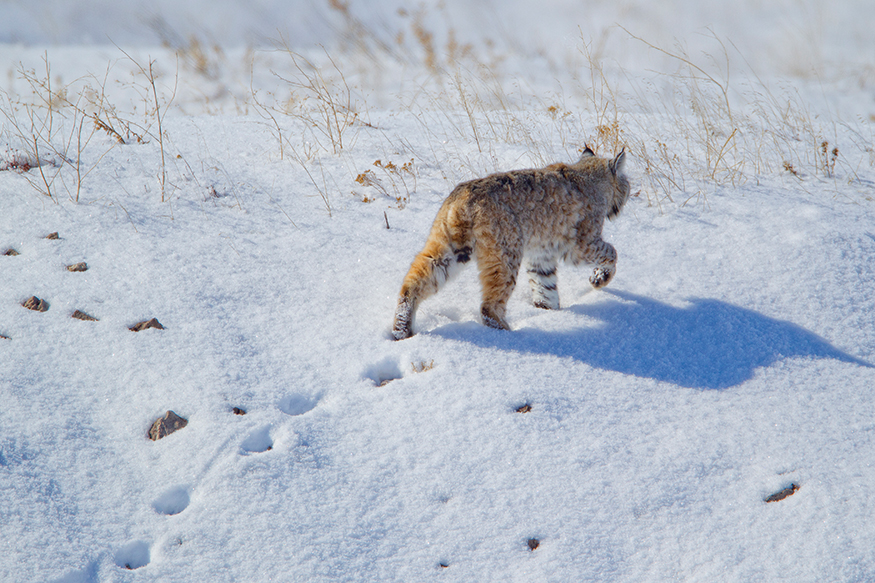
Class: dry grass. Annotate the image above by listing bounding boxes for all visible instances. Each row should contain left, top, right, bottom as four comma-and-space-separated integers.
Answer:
116, 48, 176, 202
150, 8, 875, 212
355, 158, 417, 208
411, 360, 434, 373
270, 42, 364, 156
0, 51, 177, 204
563, 27, 872, 207
3, 9, 871, 217
1, 56, 97, 201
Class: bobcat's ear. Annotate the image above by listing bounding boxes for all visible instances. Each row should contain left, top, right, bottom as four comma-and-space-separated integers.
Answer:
609, 149, 626, 176
580, 144, 595, 159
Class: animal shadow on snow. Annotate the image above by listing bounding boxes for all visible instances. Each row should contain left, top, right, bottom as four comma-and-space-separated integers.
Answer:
433, 290, 870, 390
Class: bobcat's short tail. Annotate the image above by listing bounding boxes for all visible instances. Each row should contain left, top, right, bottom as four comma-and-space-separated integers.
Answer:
392, 198, 473, 340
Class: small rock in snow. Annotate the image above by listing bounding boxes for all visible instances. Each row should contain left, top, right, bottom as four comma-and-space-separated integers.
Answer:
71, 310, 98, 321
129, 318, 164, 332
148, 410, 188, 441
22, 296, 49, 312
765, 483, 799, 503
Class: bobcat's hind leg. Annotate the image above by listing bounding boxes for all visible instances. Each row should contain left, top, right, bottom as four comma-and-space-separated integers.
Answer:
476, 236, 521, 331
526, 256, 560, 310
392, 293, 416, 340
392, 241, 471, 340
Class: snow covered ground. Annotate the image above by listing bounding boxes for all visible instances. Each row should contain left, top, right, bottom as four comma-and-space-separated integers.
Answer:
2, 1, 875, 582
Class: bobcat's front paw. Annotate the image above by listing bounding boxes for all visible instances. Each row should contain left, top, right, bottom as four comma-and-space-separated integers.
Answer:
590, 266, 615, 289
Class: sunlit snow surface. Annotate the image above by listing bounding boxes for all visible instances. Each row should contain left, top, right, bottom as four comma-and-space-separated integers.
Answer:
2, 1, 875, 581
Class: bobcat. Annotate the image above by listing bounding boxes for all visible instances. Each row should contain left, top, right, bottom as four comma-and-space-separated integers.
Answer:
392, 147, 631, 340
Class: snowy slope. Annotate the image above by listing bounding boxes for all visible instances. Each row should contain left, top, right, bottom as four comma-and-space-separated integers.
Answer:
2, 1, 875, 582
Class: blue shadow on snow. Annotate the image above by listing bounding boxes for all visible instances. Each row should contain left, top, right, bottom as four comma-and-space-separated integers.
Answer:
431, 290, 870, 390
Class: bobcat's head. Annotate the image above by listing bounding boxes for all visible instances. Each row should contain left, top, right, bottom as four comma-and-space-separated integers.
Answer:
577, 145, 630, 219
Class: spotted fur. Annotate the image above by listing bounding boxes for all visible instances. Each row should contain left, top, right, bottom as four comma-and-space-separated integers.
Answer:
392, 147, 631, 340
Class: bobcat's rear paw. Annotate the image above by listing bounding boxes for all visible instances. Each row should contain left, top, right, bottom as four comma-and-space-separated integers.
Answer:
392, 296, 415, 340
392, 323, 414, 341
481, 306, 511, 331
590, 266, 615, 289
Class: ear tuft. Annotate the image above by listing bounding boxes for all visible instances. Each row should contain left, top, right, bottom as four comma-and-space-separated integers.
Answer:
580, 144, 595, 159
609, 149, 626, 176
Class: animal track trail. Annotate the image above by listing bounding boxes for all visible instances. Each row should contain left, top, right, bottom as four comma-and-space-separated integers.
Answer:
363, 354, 437, 386
238, 392, 322, 454
113, 540, 151, 570
152, 486, 191, 516
278, 393, 321, 416
362, 357, 403, 387
240, 425, 274, 454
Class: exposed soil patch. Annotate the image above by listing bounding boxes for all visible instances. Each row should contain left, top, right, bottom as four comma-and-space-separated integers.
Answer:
66, 262, 88, 272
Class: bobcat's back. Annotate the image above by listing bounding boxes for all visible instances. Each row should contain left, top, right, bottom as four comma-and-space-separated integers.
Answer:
446, 155, 629, 253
